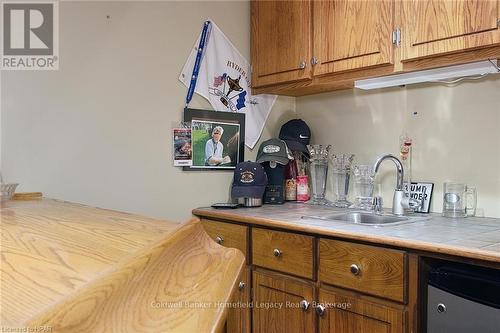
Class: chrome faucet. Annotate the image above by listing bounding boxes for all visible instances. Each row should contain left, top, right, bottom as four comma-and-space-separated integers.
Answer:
373, 154, 407, 216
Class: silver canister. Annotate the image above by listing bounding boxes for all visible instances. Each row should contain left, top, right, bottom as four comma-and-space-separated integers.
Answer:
238, 197, 263, 207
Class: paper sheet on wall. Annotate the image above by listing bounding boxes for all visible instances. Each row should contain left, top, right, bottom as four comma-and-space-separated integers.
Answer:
179, 19, 277, 149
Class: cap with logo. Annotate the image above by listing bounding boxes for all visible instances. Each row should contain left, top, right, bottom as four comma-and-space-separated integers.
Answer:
279, 119, 311, 154
231, 161, 268, 198
256, 138, 290, 165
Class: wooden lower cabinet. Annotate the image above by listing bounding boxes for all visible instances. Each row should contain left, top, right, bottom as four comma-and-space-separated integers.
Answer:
227, 268, 251, 333
317, 287, 404, 333
200, 218, 411, 333
252, 270, 314, 333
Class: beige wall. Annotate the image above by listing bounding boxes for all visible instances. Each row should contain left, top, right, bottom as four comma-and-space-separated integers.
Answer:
0, 1, 295, 222
3, 1, 498, 221
296, 77, 500, 218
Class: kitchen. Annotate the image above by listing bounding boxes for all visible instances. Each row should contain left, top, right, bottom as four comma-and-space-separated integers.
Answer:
1, 0, 499, 332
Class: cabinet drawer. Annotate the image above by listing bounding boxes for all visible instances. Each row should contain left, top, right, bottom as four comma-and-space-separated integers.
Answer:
201, 219, 248, 259
252, 228, 314, 279
319, 239, 406, 302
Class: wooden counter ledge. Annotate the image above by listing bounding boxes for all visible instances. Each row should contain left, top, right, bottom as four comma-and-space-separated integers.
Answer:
1, 199, 244, 332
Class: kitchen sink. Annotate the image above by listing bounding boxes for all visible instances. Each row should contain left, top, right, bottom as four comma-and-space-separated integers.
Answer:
302, 211, 426, 226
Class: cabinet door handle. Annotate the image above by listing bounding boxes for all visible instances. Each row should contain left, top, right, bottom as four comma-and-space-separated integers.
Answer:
299, 60, 306, 69
299, 300, 310, 311
315, 304, 326, 317
311, 57, 318, 66
238, 281, 245, 291
215, 236, 224, 245
273, 248, 282, 257
350, 264, 361, 276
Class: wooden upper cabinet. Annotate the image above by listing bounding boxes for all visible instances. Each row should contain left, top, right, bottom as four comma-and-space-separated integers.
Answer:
251, 0, 312, 88
313, 0, 395, 75
401, 0, 500, 62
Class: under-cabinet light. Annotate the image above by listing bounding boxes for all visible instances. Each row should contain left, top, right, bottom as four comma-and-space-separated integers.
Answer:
354, 60, 499, 90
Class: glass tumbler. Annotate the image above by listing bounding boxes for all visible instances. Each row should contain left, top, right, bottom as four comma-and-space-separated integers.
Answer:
352, 165, 375, 210
307, 145, 332, 205
442, 182, 477, 218
331, 153, 355, 208
309, 158, 329, 204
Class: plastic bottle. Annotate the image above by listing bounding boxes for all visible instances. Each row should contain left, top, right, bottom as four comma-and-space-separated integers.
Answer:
284, 160, 298, 201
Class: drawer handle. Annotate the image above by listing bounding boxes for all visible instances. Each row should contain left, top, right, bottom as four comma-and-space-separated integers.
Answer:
350, 264, 361, 276
299, 300, 310, 311
273, 248, 282, 257
315, 304, 326, 317
215, 236, 224, 245
238, 281, 245, 291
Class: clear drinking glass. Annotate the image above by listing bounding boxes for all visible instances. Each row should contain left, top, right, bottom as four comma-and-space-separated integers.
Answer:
332, 153, 355, 208
352, 165, 375, 210
307, 145, 332, 205
442, 182, 477, 218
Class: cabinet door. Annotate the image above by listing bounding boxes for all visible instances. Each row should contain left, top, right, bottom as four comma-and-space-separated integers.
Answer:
318, 287, 404, 333
401, 0, 500, 62
251, 0, 312, 88
253, 271, 314, 333
227, 268, 251, 333
313, 0, 394, 76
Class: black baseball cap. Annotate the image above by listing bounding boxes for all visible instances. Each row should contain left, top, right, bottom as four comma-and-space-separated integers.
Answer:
231, 161, 268, 198
256, 138, 290, 165
279, 119, 311, 153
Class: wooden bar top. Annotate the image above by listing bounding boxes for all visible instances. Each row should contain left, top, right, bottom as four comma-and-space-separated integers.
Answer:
1, 199, 244, 332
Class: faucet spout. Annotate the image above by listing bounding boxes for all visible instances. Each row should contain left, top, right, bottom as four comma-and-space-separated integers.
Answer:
373, 154, 404, 190
373, 154, 407, 216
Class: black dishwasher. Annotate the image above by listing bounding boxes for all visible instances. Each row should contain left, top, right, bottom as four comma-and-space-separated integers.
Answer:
427, 261, 500, 333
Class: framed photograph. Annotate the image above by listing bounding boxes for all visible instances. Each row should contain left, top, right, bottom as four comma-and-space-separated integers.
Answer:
183, 108, 245, 170
404, 182, 434, 213
172, 127, 192, 166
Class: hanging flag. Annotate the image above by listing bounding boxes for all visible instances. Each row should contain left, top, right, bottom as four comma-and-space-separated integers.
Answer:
179, 20, 277, 149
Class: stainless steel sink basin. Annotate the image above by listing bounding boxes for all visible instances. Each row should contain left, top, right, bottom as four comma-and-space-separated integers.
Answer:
301, 211, 423, 226
324, 212, 408, 224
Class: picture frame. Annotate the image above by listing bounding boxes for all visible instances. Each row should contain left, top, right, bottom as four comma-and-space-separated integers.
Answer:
183, 108, 245, 171
404, 182, 434, 213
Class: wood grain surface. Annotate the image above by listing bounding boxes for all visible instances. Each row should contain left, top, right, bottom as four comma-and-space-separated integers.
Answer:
319, 239, 406, 303
12, 192, 43, 200
251, 0, 312, 87
226, 267, 251, 333
313, 0, 394, 75
401, 0, 500, 61
253, 270, 314, 333
318, 286, 404, 333
201, 218, 248, 260
252, 228, 314, 279
1, 199, 245, 332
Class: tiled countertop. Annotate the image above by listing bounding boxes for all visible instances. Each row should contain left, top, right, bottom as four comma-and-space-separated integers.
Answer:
193, 203, 500, 264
